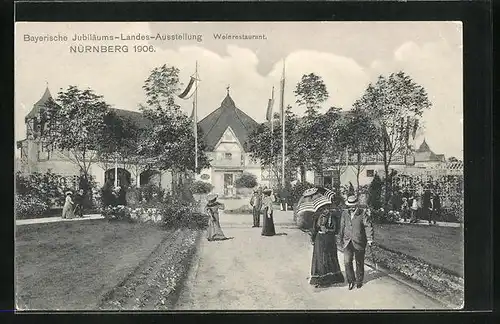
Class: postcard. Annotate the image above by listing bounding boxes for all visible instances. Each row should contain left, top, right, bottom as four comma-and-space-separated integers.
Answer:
15, 21, 464, 311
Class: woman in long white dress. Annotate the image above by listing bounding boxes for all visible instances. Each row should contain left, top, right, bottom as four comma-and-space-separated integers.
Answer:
61, 191, 75, 219
205, 194, 228, 241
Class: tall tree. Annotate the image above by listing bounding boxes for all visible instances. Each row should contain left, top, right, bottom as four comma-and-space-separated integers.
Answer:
41, 86, 110, 190
342, 109, 379, 195
322, 107, 350, 188
353, 71, 431, 209
247, 105, 299, 188
96, 111, 141, 177
294, 73, 329, 112
139, 64, 210, 192
294, 73, 330, 181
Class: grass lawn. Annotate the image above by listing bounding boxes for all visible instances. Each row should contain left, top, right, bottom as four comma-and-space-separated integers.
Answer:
15, 219, 168, 310
374, 223, 464, 277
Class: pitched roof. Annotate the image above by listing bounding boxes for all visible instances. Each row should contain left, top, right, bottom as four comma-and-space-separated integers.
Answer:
198, 93, 259, 151
414, 139, 444, 162
416, 139, 431, 152
26, 87, 53, 119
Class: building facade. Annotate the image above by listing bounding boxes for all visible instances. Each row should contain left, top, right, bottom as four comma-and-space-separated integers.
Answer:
17, 86, 448, 196
16, 87, 172, 190
314, 139, 447, 189
195, 91, 270, 197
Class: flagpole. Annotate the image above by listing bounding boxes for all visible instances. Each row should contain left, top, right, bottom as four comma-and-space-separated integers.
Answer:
280, 61, 286, 189
114, 156, 118, 187
270, 87, 274, 188
194, 61, 198, 171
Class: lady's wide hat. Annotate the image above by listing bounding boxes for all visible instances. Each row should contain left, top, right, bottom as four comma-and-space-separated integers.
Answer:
65, 191, 72, 196
302, 187, 318, 197
345, 195, 359, 207
262, 188, 272, 195
206, 193, 218, 203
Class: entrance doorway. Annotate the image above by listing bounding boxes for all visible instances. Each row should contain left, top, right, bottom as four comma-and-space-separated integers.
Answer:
324, 176, 333, 189
223, 173, 234, 197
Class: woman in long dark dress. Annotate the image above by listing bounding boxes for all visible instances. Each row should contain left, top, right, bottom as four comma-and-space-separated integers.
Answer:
205, 194, 228, 241
309, 205, 345, 287
261, 188, 276, 236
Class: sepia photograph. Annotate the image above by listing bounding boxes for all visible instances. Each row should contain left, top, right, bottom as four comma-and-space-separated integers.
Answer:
14, 21, 464, 311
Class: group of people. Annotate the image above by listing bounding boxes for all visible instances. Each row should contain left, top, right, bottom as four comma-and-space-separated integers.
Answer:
249, 187, 276, 235
61, 189, 85, 219
204, 187, 276, 241
307, 190, 374, 289
204, 186, 375, 290
399, 189, 441, 224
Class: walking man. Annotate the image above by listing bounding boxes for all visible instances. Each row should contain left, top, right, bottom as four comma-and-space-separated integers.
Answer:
401, 197, 409, 222
422, 189, 433, 225
73, 189, 85, 218
250, 187, 263, 227
338, 195, 374, 290
431, 190, 441, 225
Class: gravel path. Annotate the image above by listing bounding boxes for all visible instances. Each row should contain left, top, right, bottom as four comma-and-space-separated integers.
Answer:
175, 210, 445, 310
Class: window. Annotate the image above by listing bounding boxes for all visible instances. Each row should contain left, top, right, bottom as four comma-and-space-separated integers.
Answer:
366, 170, 375, 177
224, 152, 232, 160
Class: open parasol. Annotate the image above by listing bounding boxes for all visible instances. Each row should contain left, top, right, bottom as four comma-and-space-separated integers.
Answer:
295, 187, 335, 216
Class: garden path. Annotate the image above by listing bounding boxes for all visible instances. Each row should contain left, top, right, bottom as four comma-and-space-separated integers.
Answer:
175, 210, 446, 310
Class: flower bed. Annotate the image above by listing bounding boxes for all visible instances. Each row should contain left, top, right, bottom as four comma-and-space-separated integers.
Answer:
102, 205, 133, 222
98, 228, 202, 310
368, 244, 464, 307
129, 207, 163, 223
101, 202, 208, 230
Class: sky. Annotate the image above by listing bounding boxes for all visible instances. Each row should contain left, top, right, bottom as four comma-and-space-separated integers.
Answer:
15, 21, 463, 158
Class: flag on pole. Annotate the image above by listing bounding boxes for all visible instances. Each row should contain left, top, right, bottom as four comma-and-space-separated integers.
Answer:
279, 61, 286, 188
279, 64, 286, 126
189, 103, 195, 120
180, 64, 199, 170
266, 92, 274, 121
178, 76, 197, 100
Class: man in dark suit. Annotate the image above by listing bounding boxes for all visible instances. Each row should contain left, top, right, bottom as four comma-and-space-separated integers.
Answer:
338, 195, 374, 290
422, 189, 433, 225
430, 190, 440, 225
250, 188, 262, 227
73, 189, 85, 218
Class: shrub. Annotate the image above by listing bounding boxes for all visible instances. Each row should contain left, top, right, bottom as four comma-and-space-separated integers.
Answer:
234, 172, 258, 189
15, 194, 50, 219
160, 195, 207, 230
191, 181, 214, 194
15, 171, 98, 210
138, 183, 165, 204
16, 171, 66, 208
367, 173, 383, 210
